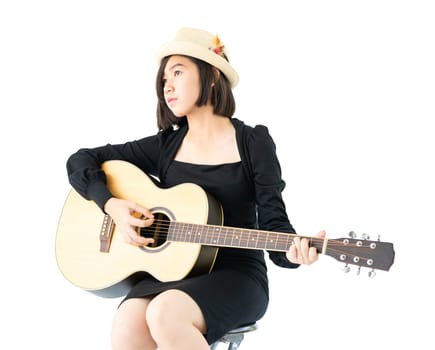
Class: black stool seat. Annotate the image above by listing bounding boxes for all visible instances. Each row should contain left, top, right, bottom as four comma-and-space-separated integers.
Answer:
210, 322, 258, 350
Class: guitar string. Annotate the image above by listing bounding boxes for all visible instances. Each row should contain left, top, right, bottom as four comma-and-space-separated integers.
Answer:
132, 217, 381, 261
137, 218, 377, 246
138, 217, 306, 245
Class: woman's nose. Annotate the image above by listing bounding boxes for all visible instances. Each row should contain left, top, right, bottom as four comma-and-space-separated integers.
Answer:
164, 81, 173, 94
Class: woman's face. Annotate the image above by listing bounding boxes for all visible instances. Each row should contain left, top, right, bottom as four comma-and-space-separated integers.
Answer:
163, 55, 201, 117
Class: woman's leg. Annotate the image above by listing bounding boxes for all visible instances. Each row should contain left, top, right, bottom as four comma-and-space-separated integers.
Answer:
111, 298, 157, 350
146, 289, 209, 350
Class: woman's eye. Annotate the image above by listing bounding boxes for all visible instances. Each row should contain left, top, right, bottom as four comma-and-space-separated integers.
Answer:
174, 70, 182, 76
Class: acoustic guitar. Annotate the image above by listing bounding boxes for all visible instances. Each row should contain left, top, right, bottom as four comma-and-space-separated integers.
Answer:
55, 160, 395, 297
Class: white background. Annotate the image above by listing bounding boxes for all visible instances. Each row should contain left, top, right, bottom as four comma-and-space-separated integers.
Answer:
1, 1, 434, 349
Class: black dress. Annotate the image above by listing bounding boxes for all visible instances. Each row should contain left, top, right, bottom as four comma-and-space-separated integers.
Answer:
66, 118, 299, 344
123, 160, 269, 344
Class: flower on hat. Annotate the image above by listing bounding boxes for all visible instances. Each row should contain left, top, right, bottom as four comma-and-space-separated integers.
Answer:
211, 35, 228, 61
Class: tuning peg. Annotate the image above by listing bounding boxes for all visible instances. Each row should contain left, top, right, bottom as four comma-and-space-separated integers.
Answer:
368, 269, 376, 278
356, 266, 361, 276
362, 233, 370, 240
348, 231, 357, 238
342, 264, 351, 273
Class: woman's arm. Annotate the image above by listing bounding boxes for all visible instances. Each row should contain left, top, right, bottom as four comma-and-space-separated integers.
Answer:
66, 134, 162, 210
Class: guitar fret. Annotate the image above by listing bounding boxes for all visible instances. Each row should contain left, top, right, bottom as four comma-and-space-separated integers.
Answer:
214, 226, 223, 245
209, 225, 217, 245
183, 223, 191, 242
186, 223, 194, 242
223, 228, 231, 246
282, 236, 292, 251
167, 222, 175, 240
181, 223, 190, 242
179, 222, 186, 242
225, 228, 234, 246
203, 225, 212, 245
239, 229, 248, 247
218, 227, 228, 246
249, 230, 259, 249
265, 232, 277, 250
246, 230, 256, 248
226, 227, 236, 247
209, 226, 220, 245
190, 223, 200, 243
226, 228, 235, 246
185, 223, 193, 242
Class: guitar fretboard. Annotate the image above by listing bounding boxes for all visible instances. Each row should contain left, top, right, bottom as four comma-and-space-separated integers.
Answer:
167, 221, 303, 252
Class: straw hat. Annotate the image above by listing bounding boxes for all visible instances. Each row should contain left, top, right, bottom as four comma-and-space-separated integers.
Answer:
156, 27, 239, 88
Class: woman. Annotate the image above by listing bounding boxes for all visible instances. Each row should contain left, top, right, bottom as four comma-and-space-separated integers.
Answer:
66, 27, 325, 350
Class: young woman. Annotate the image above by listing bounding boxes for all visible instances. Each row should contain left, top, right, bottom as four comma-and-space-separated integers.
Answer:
66, 27, 325, 350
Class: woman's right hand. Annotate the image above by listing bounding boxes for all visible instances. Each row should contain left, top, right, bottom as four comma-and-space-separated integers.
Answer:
104, 197, 155, 246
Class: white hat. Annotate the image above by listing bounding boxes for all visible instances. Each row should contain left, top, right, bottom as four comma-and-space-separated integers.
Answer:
156, 27, 239, 88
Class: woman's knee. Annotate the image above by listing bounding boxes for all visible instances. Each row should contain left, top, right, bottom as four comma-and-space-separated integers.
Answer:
111, 298, 156, 350
145, 290, 177, 333
146, 289, 206, 337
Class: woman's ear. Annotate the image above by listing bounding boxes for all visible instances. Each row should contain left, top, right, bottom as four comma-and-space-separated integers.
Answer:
212, 67, 220, 86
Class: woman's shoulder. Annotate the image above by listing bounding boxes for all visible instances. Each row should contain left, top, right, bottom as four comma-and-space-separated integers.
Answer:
232, 118, 273, 145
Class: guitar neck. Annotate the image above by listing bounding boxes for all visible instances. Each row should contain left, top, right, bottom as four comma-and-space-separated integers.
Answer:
167, 221, 395, 272
168, 221, 323, 253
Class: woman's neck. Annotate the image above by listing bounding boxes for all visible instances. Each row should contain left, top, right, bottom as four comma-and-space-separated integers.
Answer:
185, 107, 231, 141
174, 109, 239, 165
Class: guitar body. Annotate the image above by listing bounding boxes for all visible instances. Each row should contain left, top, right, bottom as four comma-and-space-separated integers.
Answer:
55, 160, 222, 297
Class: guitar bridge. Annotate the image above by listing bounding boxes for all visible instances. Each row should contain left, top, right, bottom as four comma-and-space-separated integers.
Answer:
100, 214, 115, 253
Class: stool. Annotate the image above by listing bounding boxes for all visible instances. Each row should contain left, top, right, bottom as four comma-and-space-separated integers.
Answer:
210, 322, 258, 350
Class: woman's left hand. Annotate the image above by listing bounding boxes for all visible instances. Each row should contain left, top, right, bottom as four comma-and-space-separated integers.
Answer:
286, 230, 326, 265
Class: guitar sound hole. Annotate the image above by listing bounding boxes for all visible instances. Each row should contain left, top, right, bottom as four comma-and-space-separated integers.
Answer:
138, 212, 170, 248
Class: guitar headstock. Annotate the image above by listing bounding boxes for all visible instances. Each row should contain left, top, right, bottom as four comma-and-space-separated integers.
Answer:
325, 231, 395, 277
